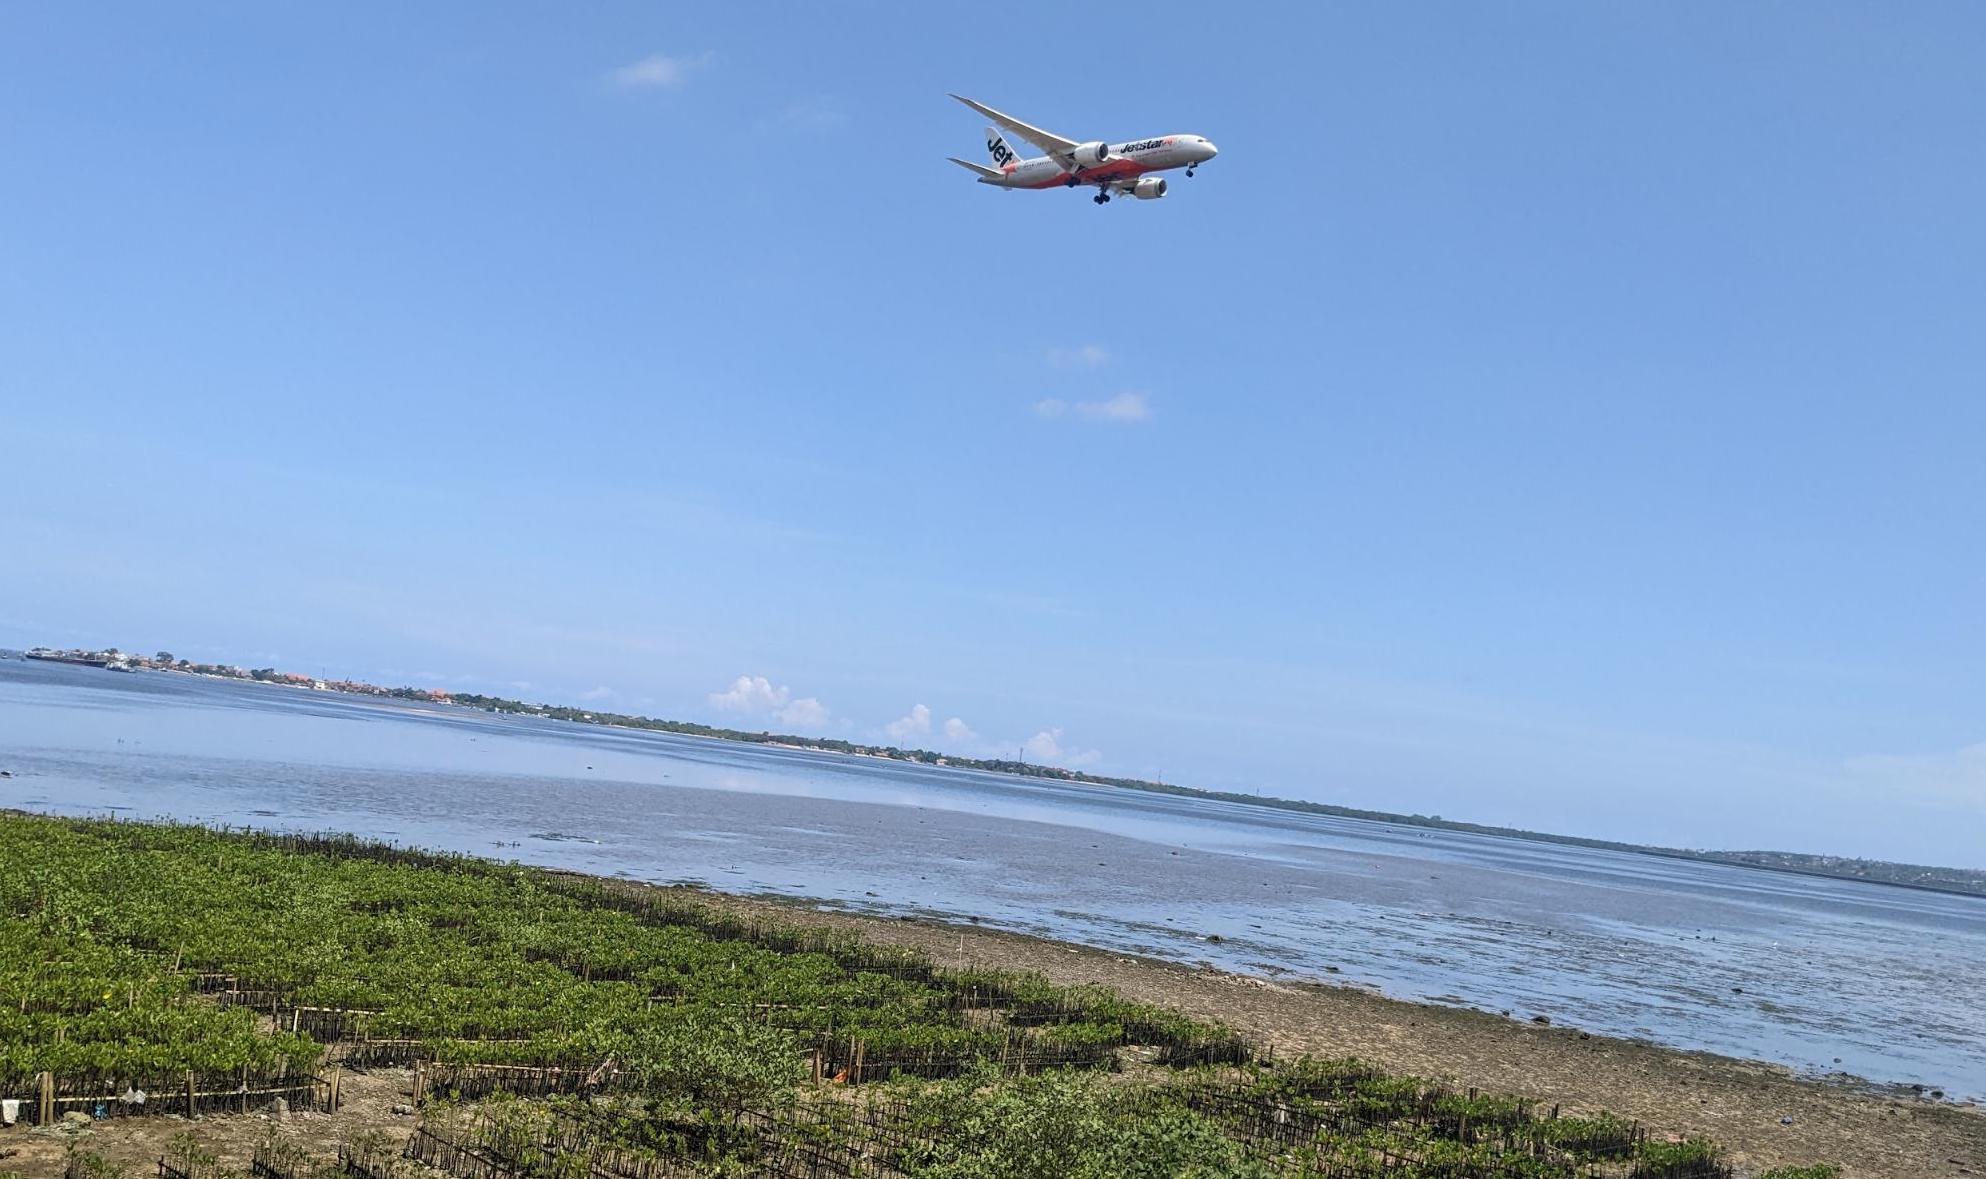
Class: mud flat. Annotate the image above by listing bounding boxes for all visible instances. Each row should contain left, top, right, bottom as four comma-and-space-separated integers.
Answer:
665, 881, 1985, 1179
6, 858, 1980, 1178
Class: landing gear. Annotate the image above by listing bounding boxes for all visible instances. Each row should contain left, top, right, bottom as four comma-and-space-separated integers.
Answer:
1092, 191, 1110, 205
1185, 166, 1196, 178
1065, 176, 1080, 188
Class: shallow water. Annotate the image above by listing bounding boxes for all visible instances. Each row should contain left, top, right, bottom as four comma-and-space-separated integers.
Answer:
2, 656, 1981, 1100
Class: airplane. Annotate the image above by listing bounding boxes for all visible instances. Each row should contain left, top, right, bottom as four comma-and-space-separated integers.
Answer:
946, 94, 1218, 205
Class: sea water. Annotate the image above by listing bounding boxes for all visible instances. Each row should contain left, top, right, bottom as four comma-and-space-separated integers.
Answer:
2, 656, 1980, 1101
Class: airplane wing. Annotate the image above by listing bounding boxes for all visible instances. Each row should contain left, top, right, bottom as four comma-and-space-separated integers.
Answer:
948, 94, 1079, 158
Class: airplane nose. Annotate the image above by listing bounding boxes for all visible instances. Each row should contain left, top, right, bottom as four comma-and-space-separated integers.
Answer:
1201, 139, 1220, 160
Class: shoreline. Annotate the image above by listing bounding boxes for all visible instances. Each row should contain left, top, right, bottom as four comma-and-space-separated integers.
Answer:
629, 876, 1982, 1178
787, 893, 1957, 1103
9, 651, 1981, 904
16, 789, 1975, 1111
2, 809, 1979, 1177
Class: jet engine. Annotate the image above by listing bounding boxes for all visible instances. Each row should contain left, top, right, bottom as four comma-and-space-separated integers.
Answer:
1068, 141, 1111, 167
1131, 176, 1168, 200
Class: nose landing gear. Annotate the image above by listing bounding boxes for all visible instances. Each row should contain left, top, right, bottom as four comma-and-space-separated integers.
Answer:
1185, 166, 1196, 178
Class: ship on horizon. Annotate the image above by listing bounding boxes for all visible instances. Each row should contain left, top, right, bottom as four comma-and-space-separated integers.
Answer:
25, 647, 114, 668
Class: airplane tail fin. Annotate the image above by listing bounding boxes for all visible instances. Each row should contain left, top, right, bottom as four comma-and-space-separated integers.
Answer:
984, 126, 1020, 170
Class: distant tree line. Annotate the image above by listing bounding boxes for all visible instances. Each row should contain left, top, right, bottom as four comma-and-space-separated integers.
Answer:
34, 644, 1986, 899
438, 693, 1983, 897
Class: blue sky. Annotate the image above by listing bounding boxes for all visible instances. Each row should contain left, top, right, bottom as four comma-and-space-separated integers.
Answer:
4, 3, 1983, 864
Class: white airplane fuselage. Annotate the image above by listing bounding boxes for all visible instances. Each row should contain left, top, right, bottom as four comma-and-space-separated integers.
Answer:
948, 95, 1219, 203
980, 134, 1219, 192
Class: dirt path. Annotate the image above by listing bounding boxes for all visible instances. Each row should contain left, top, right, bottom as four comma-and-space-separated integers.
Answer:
0, 1069, 414, 1177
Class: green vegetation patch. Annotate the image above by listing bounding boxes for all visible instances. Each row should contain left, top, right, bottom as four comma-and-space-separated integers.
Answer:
0, 814, 1213, 1097
0, 813, 1838, 1177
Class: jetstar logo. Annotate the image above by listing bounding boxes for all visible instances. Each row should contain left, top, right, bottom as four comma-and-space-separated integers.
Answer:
987, 137, 1016, 167
1121, 139, 1164, 152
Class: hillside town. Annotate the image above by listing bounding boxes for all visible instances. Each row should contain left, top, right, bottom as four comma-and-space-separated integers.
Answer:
25, 646, 450, 702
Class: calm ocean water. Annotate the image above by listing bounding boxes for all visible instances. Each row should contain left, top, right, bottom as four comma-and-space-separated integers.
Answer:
2, 656, 1981, 1101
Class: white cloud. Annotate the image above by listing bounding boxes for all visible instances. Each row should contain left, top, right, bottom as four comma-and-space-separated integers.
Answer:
1022, 728, 1102, 768
1034, 392, 1150, 424
778, 697, 831, 729
881, 705, 992, 756
578, 685, 615, 702
607, 51, 713, 91
1048, 344, 1111, 369
1079, 392, 1150, 422
876, 705, 1093, 766
709, 674, 832, 732
709, 674, 790, 712
885, 703, 932, 742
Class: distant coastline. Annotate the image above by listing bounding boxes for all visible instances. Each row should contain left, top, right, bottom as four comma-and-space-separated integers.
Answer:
12, 642, 1985, 900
